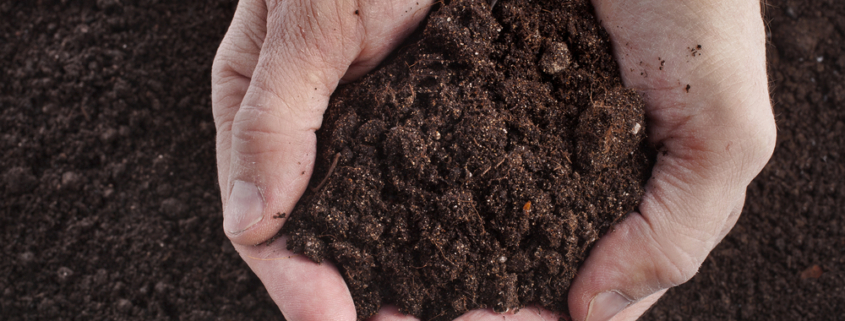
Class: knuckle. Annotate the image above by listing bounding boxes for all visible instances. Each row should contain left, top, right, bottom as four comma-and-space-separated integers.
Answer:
637, 214, 708, 290
735, 108, 777, 175
653, 240, 703, 289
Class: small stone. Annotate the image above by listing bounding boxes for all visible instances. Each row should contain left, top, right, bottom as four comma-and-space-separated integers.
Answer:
154, 281, 170, 294
539, 42, 572, 75
631, 123, 641, 135
785, 6, 797, 19
112, 281, 126, 295
100, 127, 118, 143
57, 267, 74, 281
116, 298, 133, 312
3, 167, 38, 194
18, 251, 35, 265
61, 171, 82, 190
160, 198, 186, 218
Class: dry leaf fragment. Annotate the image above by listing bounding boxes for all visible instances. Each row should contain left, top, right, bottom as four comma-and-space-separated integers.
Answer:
800, 265, 823, 279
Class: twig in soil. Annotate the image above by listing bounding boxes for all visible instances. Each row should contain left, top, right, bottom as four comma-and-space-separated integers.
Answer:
310, 153, 341, 193
458, 198, 487, 235
480, 153, 509, 177
431, 239, 456, 266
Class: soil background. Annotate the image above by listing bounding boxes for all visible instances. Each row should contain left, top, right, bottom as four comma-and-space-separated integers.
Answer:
0, 0, 842, 320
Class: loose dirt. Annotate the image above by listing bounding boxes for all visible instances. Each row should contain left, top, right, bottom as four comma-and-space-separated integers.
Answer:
282, 0, 651, 319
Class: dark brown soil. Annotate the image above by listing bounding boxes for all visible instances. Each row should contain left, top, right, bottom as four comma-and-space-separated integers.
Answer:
0, 0, 280, 319
282, 0, 650, 320
1, 0, 843, 320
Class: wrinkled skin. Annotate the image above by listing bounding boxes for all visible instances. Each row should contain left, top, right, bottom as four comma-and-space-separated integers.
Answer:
211, 0, 775, 320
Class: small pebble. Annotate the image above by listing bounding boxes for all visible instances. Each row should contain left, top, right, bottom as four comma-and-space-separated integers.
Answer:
785, 6, 797, 19
3, 167, 37, 194
155, 281, 170, 294
539, 42, 572, 75
100, 127, 118, 143
61, 171, 81, 190
116, 298, 133, 312
160, 198, 186, 218
19, 252, 35, 265
57, 267, 74, 281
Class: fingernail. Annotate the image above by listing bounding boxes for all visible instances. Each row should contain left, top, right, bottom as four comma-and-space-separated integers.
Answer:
224, 180, 265, 235
586, 291, 632, 321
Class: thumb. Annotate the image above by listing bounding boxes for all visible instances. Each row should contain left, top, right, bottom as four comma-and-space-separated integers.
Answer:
566, 199, 745, 321
213, 0, 432, 246
221, 0, 360, 245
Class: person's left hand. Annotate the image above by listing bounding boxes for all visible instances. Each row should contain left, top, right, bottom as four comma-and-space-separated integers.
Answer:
212, 0, 436, 319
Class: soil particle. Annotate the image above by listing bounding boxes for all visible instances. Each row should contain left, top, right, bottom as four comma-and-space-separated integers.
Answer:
539, 42, 572, 75
116, 298, 133, 313
3, 166, 38, 195
56, 267, 74, 282
61, 171, 82, 191
282, 0, 652, 319
159, 198, 187, 218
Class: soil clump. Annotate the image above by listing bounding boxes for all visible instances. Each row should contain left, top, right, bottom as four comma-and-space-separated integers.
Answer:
282, 0, 652, 319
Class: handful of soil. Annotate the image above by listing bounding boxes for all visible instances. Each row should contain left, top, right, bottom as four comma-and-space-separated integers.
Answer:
282, 0, 652, 319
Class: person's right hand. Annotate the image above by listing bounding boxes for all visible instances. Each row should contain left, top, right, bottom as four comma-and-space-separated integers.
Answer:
566, 0, 777, 320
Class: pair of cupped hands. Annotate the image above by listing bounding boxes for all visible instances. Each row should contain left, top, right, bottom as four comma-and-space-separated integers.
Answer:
211, 0, 775, 320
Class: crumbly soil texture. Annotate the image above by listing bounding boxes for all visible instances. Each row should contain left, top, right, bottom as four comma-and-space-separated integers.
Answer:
4, 0, 845, 320
282, 0, 652, 319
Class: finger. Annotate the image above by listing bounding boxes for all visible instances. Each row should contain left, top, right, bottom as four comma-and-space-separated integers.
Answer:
569, 1, 777, 320
234, 236, 357, 320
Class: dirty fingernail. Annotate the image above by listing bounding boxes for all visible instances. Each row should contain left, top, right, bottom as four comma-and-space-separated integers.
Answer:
586, 291, 631, 321
224, 180, 264, 235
